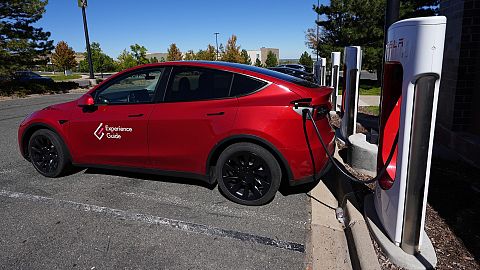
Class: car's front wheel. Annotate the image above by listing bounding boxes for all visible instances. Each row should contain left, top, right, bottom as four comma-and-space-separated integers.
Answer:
28, 129, 70, 178
216, 143, 281, 206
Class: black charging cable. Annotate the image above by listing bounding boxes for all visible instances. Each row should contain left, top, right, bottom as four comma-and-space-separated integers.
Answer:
302, 108, 399, 184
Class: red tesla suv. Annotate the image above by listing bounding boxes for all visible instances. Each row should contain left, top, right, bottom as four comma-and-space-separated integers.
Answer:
18, 61, 335, 205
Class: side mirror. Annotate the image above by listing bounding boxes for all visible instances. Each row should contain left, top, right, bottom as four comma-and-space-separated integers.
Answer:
78, 94, 95, 107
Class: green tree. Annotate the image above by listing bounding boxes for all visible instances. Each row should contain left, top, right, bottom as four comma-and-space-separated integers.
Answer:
241, 49, 251, 65
150, 57, 158, 63
117, 49, 137, 70
129, 44, 149, 65
184, 50, 196, 60
254, 58, 263, 67
306, 0, 439, 74
0, 0, 54, 77
167, 43, 182, 61
265, 51, 278, 67
298, 51, 313, 69
79, 42, 115, 75
221, 35, 242, 63
196, 44, 216, 61
51, 41, 77, 75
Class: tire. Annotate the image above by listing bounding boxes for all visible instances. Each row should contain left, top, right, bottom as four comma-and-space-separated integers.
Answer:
216, 142, 281, 206
28, 129, 70, 178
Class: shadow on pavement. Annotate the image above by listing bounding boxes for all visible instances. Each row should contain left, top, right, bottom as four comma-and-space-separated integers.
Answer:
82, 167, 217, 190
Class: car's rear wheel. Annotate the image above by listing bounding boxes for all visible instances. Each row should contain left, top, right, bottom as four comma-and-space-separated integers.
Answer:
28, 129, 70, 178
216, 143, 281, 205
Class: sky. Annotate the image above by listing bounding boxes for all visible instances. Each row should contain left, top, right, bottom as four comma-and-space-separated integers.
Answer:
35, 0, 328, 60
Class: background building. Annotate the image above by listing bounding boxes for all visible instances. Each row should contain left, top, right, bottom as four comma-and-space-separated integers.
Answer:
247, 47, 280, 65
437, 0, 480, 168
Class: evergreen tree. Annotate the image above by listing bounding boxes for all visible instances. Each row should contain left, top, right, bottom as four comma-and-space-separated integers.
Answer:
254, 58, 263, 67
150, 57, 158, 63
306, 0, 439, 73
51, 41, 77, 75
241, 49, 251, 65
167, 43, 182, 61
298, 51, 313, 69
265, 51, 278, 67
221, 35, 242, 63
0, 0, 54, 76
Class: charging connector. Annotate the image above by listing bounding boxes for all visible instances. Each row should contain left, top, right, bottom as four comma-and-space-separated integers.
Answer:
302, 109, 398, 184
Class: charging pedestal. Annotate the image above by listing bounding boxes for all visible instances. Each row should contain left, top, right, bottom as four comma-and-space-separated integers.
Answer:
365, 16, 446, 269
330, 52, 341, 111
314, 58, 327, 86
340, 46, 361, 142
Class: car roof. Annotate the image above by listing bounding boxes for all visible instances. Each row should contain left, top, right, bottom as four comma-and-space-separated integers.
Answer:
167, 61, 319, 88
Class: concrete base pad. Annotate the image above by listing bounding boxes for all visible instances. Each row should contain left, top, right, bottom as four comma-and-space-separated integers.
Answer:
364, 194, 437, 269
348, 133, 378, 176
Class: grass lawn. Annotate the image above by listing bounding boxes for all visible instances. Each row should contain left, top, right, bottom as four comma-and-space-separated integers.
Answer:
358, 105, 380, 116
44, 74, 82, 81
337, 86, 381, 96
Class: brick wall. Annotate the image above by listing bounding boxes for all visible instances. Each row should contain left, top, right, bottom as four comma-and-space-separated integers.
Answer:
439, 0, 480, 134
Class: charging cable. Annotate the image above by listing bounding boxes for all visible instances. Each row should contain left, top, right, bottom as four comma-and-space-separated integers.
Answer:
302, 109, 399, 184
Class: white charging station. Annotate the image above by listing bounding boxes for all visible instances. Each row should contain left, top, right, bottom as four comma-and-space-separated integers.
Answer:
330, 52, 341, 111
367, 16, 446, 269
340, 46, 361, 142
314, 58, 327, 86
320, 57, 326, 86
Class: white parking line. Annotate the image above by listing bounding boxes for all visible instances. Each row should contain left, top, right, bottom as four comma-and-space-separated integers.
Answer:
0, 189, 305, 253
121, 191, 307, 229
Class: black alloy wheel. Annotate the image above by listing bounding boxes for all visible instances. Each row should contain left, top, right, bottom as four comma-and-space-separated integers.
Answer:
216, 143, 281, 205
30, 134, 59, 174
28, 129, 70, 177
222, 151, 272, 201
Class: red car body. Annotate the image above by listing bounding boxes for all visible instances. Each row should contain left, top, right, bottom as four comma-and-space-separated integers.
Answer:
18, 61, 334, 188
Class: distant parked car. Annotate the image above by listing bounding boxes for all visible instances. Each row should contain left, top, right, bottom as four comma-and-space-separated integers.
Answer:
269, 67, 316, 83
14, 71, 54, 85
277, 64, 308, 72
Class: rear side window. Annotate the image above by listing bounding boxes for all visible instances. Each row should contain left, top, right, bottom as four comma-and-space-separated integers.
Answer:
230, 74, 267, 97
165, 67, 233, 102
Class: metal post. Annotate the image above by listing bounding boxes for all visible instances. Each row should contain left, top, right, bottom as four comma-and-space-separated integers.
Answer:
316, 0, 320, 61
81, 5, 94, 79
214, 32, 220, 61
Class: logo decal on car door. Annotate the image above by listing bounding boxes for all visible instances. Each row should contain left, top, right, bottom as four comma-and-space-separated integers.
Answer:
94, 123, 105, 140
94, 123, 133, 140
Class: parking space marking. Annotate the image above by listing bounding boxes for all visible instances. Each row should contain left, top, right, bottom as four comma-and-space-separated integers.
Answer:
121, 191, 307, 229
0, 189, 305, 253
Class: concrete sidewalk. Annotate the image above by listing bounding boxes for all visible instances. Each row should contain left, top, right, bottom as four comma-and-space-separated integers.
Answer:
309, 148, 381, 270
334, 95, 380, 109
309, 178, 352, 270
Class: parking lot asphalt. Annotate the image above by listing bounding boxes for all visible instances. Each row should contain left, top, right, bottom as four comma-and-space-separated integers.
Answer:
0, 93, 311, 269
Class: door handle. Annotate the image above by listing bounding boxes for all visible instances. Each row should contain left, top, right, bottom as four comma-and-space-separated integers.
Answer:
206, 112, 225, 116
128, 113, 144, 118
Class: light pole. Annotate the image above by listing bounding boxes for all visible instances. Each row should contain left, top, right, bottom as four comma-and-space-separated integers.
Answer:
214, 32, 219, 61
316, 0, 319, 61
78, 0, 94, 79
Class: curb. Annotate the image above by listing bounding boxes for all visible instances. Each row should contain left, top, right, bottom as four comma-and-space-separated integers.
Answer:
332, 145, 381, 270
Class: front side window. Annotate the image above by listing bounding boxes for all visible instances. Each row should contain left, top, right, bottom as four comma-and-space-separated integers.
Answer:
95, 68, 164, 104
165, 67, 233, 102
